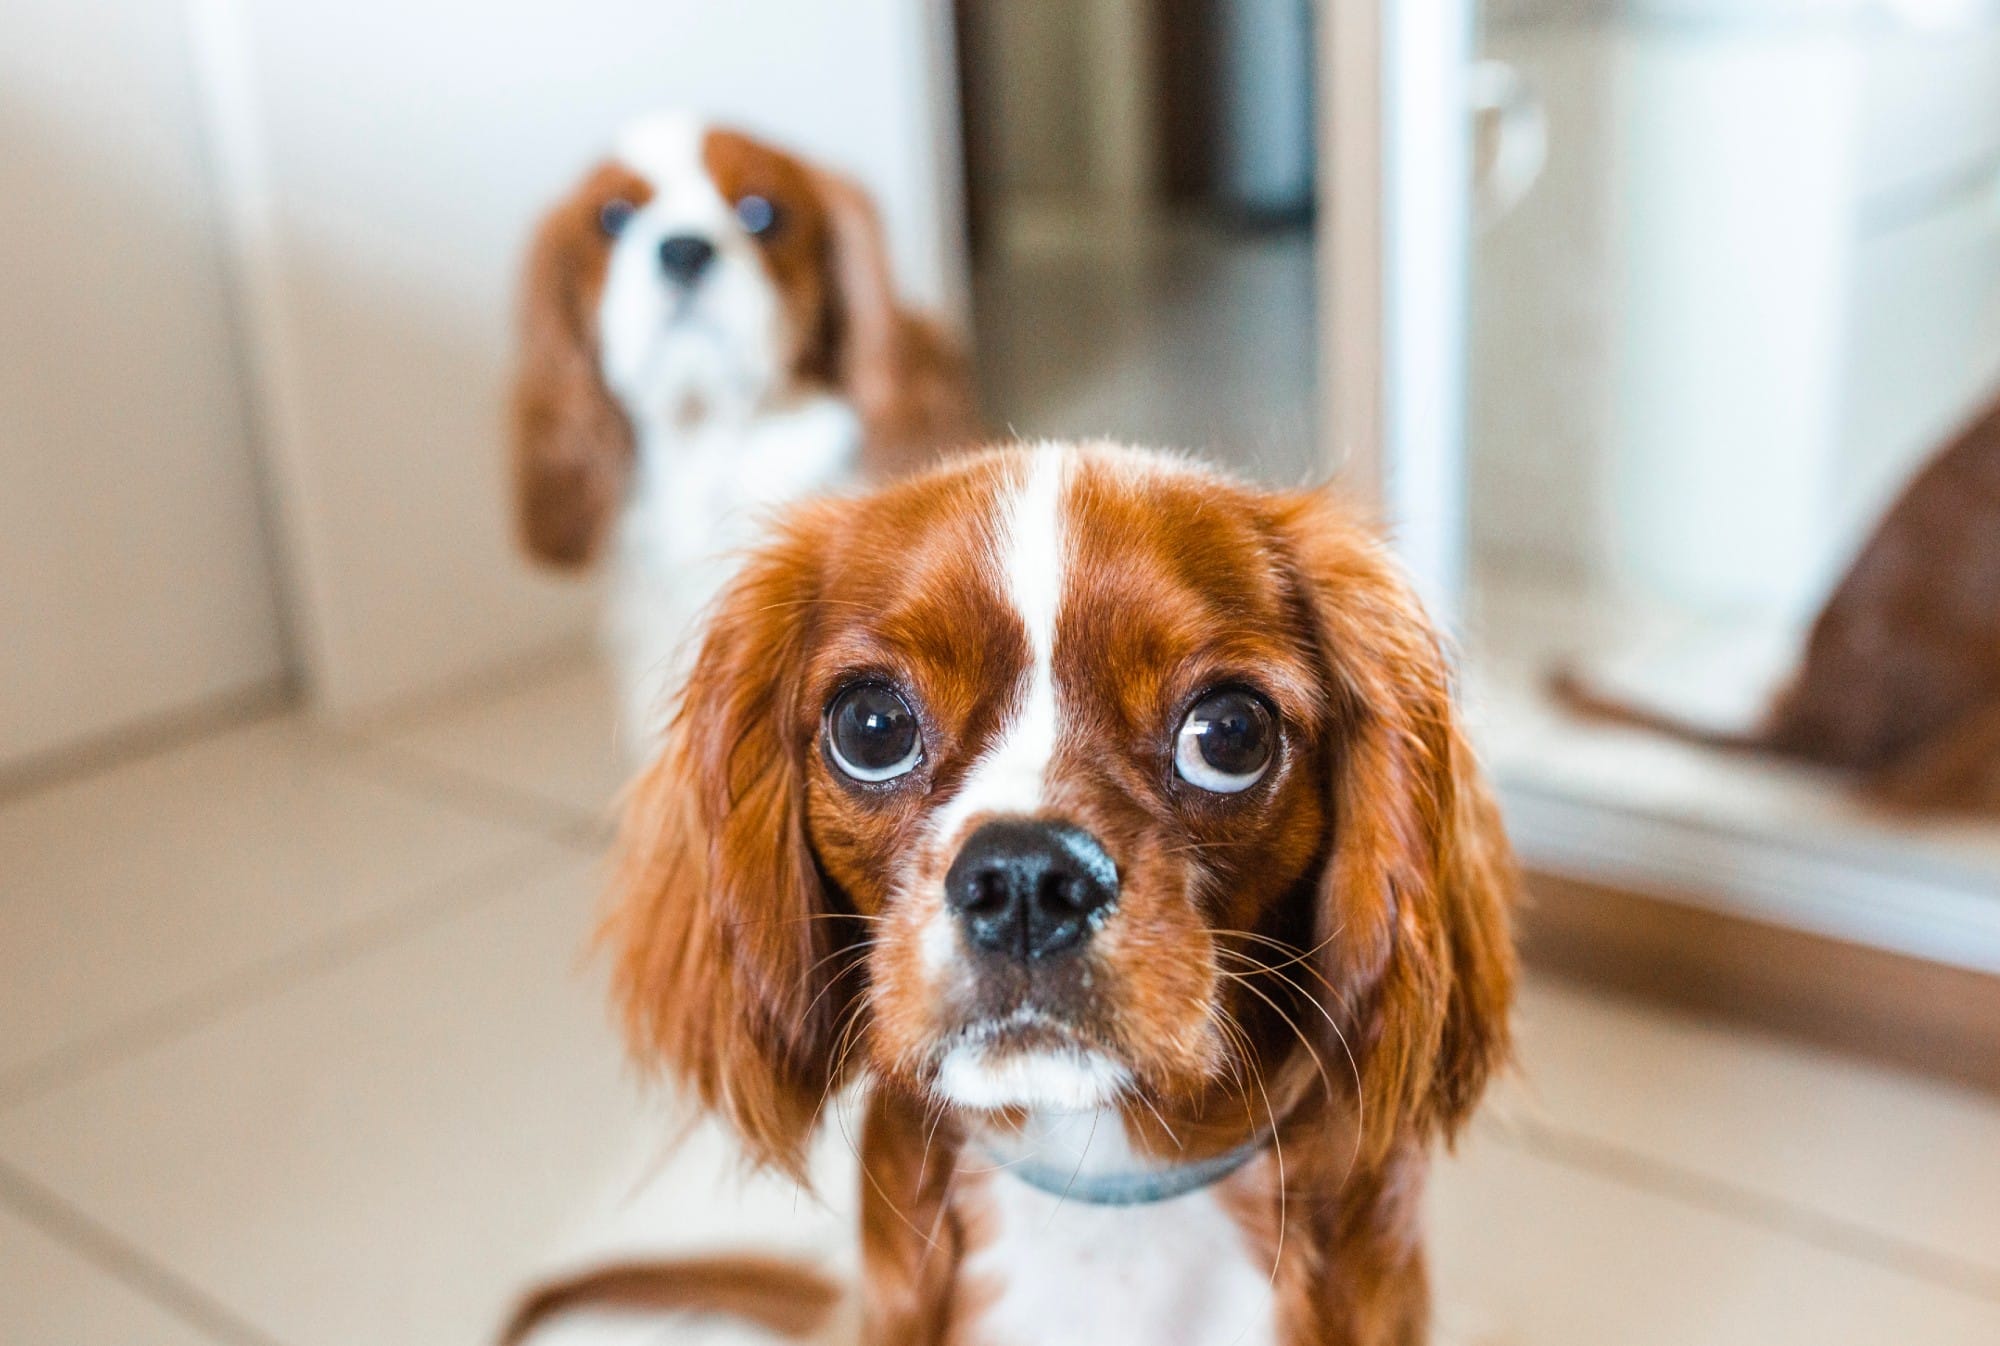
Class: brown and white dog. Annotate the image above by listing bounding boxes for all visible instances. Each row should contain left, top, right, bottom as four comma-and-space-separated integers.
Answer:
511, 113, 977, 747
1556, 389, 2000, 809
507, 442, 1519, 1346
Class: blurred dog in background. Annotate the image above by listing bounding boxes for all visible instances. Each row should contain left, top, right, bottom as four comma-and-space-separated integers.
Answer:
509, 113, 978, 749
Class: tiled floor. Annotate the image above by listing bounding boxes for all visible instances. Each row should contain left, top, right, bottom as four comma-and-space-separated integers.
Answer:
4, 652, 1999, 1345
970, 210, 1321, 489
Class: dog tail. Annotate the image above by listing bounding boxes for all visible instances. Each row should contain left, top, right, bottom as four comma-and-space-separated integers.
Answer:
498, 1254, 842, 1345
1546, 663, 1773, 753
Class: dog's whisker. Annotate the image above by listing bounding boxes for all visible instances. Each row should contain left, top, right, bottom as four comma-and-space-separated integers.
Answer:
1213, 946, 1355, 1038
1212, 944, 1368, 1179
1212, 927, 1359, 1018
808, 992, 876, 1140
1127, 1085, 1185, 1153
1216, 968, 1340, 1116
794, 940, 873, 1031
1211, 1008, 1259, 1130
1044, 1106, 1102, 1227
723, 911, 887, 929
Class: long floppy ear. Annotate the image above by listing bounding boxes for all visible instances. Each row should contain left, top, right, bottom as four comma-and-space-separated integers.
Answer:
601, 506, 849, 1179
509, 174, 634, 568
1274, 489, 1517, 1163
807, 166, 979, 463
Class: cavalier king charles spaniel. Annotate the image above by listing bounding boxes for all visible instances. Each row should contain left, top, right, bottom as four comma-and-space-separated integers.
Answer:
510, 113, 977, 748
507, 442, 1518, 1346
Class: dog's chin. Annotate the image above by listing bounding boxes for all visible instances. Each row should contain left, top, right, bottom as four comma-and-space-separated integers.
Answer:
930, 1015, 1132, 1113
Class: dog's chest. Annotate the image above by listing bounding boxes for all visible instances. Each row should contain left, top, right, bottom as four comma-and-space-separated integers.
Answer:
624, 395, 859, 571
954, 1161, 1277, 1346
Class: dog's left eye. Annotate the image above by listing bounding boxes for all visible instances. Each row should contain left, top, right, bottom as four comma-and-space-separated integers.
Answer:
735, 194, 781, 238
599, 199, 636, 237
826, 683, 922, 782
1175, 689, 1275, 793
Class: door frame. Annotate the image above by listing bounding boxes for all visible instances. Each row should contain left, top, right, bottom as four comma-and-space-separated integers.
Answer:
1318, 2, 2000, 976
1318, 0, 1474, 628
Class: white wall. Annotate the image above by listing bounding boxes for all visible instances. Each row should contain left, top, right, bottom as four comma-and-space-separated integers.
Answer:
0, 0, 287, 772
204, 0, 962, 716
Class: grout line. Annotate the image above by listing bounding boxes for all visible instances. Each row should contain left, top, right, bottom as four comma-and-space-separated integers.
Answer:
0, 1156, 285, 1346
330, 639, 599, 742
0, 681, 295, 807
0, 841, 581, 1113
1492, 1114, 2000, 1306
326, 736, 615, 853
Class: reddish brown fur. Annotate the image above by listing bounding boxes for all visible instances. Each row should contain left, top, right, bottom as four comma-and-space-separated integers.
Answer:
573, 446, 1518, 1345
510, 163, 651, 567
1557, 390, 2000, 809
497, 1255, 839, 1345
508, 125, 979, 571
1765, 394, 2000, 802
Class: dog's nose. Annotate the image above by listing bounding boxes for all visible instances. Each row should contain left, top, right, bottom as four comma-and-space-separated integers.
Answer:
656, 234, 715, 285
944, 820, 1118, 962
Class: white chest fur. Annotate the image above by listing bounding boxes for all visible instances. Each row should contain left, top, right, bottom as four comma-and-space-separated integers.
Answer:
609, 394, 859, 749
958, 1116, 1277, 1346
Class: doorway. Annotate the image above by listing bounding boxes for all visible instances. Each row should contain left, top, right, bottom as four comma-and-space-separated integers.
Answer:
954, 0, 1321, 486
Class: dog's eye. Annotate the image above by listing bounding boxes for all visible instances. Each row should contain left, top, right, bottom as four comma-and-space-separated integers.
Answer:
735, 194, 781, 238
599, 199, 636, 237
1175, 689, 1275, 793
826, 683, 922, 782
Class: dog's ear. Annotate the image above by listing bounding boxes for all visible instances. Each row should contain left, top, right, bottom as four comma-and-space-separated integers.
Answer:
601, 504, 850, 1179
804, 166, 977, 463
805, 165, 900, 407
1274, 489, 1517, 1162
509, 167, 634, 569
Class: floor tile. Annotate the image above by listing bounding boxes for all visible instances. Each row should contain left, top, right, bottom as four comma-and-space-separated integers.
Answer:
0, 717, 537, 1093
0, 1195, 231, 1346
363, 657, 627, 833
1491, 978, 2000, 1281
0, 853, 648, 1346
1431, 1125, 2000, 1345
973, 214, 1320, 487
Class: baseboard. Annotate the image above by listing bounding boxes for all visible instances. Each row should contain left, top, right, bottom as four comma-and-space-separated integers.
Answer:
1520, 868, 2000, 1098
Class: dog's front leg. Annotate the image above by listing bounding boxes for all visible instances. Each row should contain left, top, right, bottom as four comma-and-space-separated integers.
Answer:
1277, 1149, 1434, 1346
856, 1089, 965, 1346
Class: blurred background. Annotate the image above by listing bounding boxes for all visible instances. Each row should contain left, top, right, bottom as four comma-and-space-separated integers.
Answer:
4, 2, 2000, 1344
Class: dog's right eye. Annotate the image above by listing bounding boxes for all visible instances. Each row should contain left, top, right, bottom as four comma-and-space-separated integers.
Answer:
1175, 688, 1275, 793
826, 684, 922, 783
599, 199, 636, 237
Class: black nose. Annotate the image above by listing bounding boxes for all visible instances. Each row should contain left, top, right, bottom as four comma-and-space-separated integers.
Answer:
656, 234, 715, 285
944, 820, 1118, 963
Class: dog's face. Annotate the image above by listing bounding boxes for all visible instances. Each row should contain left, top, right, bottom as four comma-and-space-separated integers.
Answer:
510, 114, 895, 568
593, 116, 834, 424
609, 444, 1515, 1174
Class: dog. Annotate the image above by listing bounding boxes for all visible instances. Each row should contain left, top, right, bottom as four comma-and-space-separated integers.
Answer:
510, 113, 978, 748
505, 442, 1519, 1346
1555, 389, 2000, 809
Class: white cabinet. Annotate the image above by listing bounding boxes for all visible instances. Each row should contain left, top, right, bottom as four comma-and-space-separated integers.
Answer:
1474, 15, 2000, 626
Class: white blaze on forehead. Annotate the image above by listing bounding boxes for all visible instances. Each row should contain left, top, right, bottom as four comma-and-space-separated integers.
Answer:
598, 111, 787, 420
929, 446, 1070, 845
613, 111, 731, 232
